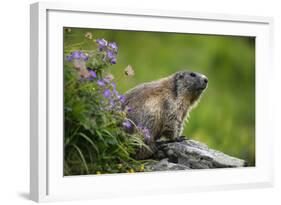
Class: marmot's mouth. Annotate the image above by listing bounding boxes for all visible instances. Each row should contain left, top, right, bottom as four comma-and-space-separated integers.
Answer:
197, 85, 207, 91
189, 85, 207, 93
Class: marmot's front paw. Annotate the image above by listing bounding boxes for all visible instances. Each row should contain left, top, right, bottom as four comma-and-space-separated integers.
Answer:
175, 136, 187, 142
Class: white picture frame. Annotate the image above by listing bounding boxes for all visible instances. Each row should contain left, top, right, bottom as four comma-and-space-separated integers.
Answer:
30, 1, 274, 202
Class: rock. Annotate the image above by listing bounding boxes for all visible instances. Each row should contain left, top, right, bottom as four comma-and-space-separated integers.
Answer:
147, 139, 246, 171
147, 158, 190, 171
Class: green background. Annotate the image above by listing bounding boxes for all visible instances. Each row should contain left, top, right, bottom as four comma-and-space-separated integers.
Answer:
64, 28, 255, 166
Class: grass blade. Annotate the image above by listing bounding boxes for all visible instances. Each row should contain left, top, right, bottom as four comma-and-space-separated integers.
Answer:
77, 132, 100, 155
72, 144, 89, 174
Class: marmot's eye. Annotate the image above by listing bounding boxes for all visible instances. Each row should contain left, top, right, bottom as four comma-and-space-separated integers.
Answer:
190, 72, 196, 77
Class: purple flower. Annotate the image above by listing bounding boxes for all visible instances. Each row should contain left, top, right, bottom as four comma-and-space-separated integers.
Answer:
88, 70, 97, 79
96, 38, 107, 50
127, 106, 133, 112
80, 52, 88, 61
103, 89, 111, 98
108, 42, 118, 52
143, 128, 151, 142
96, 39, 107, 46
110, 58, 117, 64
137, 125, 151, 143
97, 80, 105, 86
106, 50, 117, 64
71, 51, 81, 59
66, 55, 73, 61
67, 51, 88, 61
107, 50, 115, 59
122, 120, 132, 129
118, 95, 126, 103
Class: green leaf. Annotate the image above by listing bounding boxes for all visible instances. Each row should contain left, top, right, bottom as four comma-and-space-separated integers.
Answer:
95, 130, 105, 143
72, 144, 89, 174
77, 132, 99, 155
102, 129, 114, 137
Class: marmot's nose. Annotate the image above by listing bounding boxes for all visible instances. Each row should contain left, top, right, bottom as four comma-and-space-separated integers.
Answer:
200, 75, 208, 89
203, 77, 208, 84
199, 73, 208, 84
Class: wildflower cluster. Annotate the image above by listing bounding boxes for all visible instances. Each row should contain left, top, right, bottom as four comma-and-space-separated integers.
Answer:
66, 51, 90, 78
64, 33, 149, 176
95, 76, 126, 111
96, 38, 118, 65
66, 50, 89, 62
66, 37, 119, 81
66, 48, 129, 127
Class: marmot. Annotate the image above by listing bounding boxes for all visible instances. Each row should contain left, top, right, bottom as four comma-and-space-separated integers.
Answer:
123, 71, 208, 158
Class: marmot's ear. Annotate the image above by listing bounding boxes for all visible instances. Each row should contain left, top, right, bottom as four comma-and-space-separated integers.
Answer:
176, 72, 184, 80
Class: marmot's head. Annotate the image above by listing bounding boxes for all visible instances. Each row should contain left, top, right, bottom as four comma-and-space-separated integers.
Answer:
173, 71, 208, 101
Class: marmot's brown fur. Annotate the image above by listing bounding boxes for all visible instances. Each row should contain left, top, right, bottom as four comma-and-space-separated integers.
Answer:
123, 71, 208, 159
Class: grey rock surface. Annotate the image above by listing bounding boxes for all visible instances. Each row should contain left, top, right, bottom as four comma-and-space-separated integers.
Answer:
147, 158, 190, 171
148, 139, 246, 171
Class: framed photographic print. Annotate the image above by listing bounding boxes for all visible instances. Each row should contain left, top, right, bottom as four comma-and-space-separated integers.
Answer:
30, 2, 274, 202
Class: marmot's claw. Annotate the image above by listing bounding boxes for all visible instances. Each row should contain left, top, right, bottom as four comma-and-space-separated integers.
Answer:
175, 136, 187, 142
